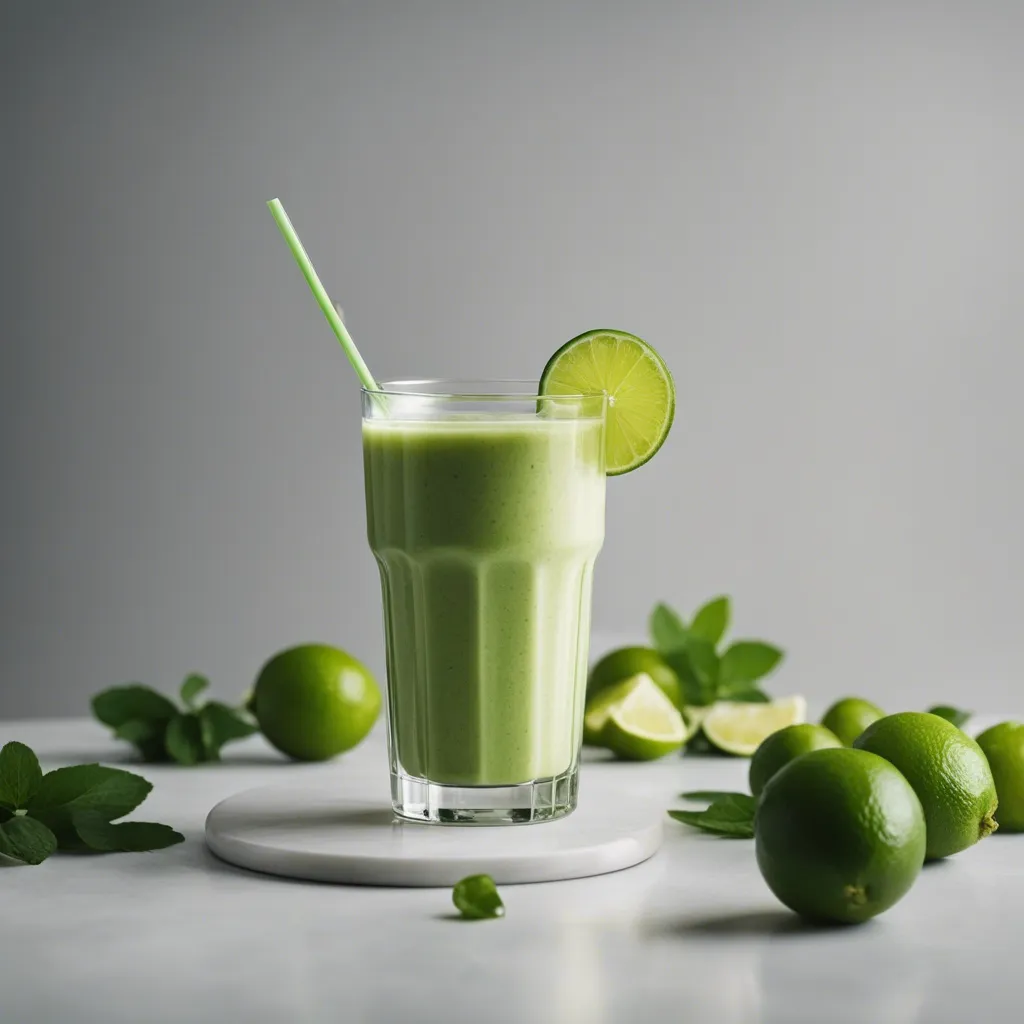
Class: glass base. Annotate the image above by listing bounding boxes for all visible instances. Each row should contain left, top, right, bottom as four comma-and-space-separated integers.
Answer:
391, 767, 579, 825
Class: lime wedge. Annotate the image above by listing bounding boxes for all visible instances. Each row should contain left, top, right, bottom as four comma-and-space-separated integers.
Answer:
539, 329, 675, 475
601, 674, 686, 760
583, 674, 643, 745
701, 696, 807, 756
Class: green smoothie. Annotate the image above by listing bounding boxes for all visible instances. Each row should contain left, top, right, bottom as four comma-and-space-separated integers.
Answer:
363, 413, 605, 787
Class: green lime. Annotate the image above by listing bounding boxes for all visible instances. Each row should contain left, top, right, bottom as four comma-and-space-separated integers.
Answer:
755, 747, 926, 924
976, 721, 1024, 832
582, 675, 640, 746
854, 711, 998, 859
539, 329, 675, 475
748, 723, 843, 797
821, 697, 885, 747
701, 696, 807, 756
601, 674, 686, 760
252, 644, 382, 761
587, 646, 681, 708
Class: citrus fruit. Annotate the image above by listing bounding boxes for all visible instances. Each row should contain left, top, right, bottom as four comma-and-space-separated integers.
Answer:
755, 747, 926, 923
821, 697, 885, 747
975, 721, 1024, 832
583, 674, 643, 746
587, 645, 681, 708
252, 644, 381, 761
539, 329, 675, 475
854, 711, 998, 859
748, 723, 843, 797
600, 674, 686, 760
701, 696, 807, 756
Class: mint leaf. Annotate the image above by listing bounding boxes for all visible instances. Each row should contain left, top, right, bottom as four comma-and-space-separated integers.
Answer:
668, 793, 757, 838
165, 714, 204, 766
684, 637, 720, 688
668, 809, 754, 838
0, 806, 11, 823
717, 685, 771, 703
0, 741, 43, 809
650, 603, 688, 654
713, 792, 757, 814
71, 811, 184, 853
689, 596, 730, 646
199, 702, 258, 760
0, 815, 58, 865
28, 765, 152, 842
452, 874, 505, 919
113, 719, 170, 762
719, 641, 783, 687
180, 674, 209, 710
92, 685, 178, 728
928, 705, 972, 729
680, 790, 748, 803
664, 648, 716, 706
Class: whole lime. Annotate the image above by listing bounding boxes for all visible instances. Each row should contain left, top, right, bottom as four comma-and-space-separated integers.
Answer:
821, 697, 885, 747
854, 711, 998, 859
755, 747, 926, 924
252, 644, 381, 761
976, 721, 1024, 832
748, 723, 843, 797
587, 646, 680, 708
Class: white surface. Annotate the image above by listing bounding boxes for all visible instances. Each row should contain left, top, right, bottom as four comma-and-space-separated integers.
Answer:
3, 716, 1023, 1024
206, 780, 662, 886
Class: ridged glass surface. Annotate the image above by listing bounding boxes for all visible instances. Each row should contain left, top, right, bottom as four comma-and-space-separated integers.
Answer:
364, 414, 605, 791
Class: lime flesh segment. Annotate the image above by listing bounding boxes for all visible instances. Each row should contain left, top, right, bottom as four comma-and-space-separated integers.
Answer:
702, 696, 807, 756
602, 674, 686, 760
539, 329, 675, 475
583, 675, 641, 746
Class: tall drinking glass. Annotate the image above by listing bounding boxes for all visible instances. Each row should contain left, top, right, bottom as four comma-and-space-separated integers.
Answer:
362, 381, 607, 824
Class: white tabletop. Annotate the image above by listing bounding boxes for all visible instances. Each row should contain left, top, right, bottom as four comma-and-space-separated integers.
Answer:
2, 715, 1020, 1024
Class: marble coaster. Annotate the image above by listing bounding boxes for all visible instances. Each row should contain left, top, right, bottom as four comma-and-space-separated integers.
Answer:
205, 778, 663, 887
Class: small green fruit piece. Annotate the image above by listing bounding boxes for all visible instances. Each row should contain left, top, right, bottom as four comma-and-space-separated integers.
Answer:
452, 874, 505, 919
253, 644, 381, 762
854, 711, 998, 859
587, 646, 681, 708
601, 675, 686, 761
748, 723, 843, 797
755, 747, 926, 923
976, 721, 1024, 832
821, 697, 885, 746
701, 696, 807, 757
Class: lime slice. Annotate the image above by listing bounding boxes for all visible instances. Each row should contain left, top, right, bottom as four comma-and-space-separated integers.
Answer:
539, 329, 675, 475
701, 696, 807, 756
601, 674, 686, 760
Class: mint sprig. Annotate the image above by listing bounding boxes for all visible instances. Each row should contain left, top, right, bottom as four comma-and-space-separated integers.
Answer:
92, 675, 258, 765
0, 741, 183, 866
668, 792, 757, 838
650, 596, 784, 706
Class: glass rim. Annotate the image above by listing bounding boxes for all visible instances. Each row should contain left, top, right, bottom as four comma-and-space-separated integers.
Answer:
362, 378, 603, 400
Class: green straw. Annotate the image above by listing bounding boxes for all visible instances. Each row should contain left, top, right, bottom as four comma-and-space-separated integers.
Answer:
266, 198, 380, 392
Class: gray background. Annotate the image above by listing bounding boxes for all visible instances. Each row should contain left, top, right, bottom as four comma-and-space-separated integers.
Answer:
2, 0, 1022, 719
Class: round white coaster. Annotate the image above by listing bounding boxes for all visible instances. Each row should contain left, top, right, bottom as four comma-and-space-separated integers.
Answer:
205, 779, 663, 887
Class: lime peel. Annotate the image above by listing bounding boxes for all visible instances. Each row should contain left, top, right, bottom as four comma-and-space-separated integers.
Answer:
600, 674, 686, 761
